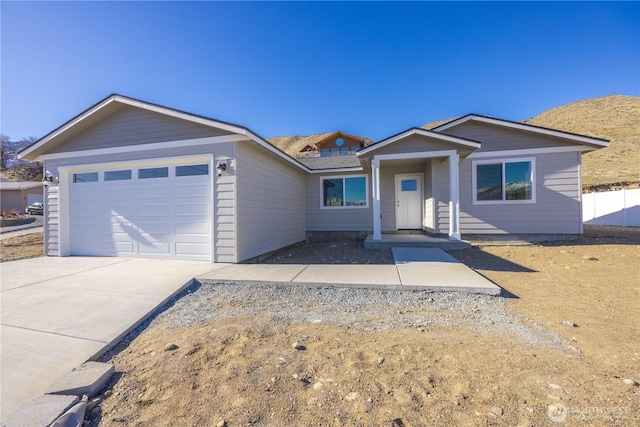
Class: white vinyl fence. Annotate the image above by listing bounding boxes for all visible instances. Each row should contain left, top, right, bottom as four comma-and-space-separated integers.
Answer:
583, 188, 640, 226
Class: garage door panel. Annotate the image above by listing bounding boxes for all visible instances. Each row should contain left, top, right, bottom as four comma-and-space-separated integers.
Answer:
106, 213, 136, 223
107, 221, 136, 232
71, 237, 103, 255
138, 242, 171, 254
176, 183, 210, 197
175, 222, 210, 234
70, 160, 212, 260
101, 188, 135, 200
137, 222, 175, 234
72, 188, 100, 201
108, 211, 133, 219
176, 243, 210, 256
137, 186, 173, 199
104, 241, 135, 254
176, 204, 209, 216
173, 233, 210, 242
72, 205, 101, 218
136, 206, 171, 217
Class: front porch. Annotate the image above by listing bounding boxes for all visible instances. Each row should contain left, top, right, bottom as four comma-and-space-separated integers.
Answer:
356, 128, 482, 245
364, 232, 470, 251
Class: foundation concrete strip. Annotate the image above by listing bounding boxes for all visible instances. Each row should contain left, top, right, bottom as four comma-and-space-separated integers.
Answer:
3, 362, 113, 427
1, 395, 78, 427
46, 362, 114, 398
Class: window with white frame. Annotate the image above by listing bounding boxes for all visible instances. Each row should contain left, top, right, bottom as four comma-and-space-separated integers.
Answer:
321, 175, 368, 208
473, 158, 535, 203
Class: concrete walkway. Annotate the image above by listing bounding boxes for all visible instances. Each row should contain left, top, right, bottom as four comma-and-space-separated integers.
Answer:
0, 257, 224, 421
1, 249, 499, 421
198, 247, 501, 295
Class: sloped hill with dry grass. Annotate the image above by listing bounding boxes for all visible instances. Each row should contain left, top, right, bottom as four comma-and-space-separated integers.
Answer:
422, 117, 460, 130
0, 164, 42, 182
267, 133, 334, 157
524, 95, 640, 190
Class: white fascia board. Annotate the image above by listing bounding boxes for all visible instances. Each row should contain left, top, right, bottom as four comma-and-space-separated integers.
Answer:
307, 167, 363, 174
467, 145, 593, 159
20, 95, 254, 160
434, 115, 609, 147
374, 150, 458, 161
357, 128, 480, 157
20, 95, 120, 158
35, 134, 247, 162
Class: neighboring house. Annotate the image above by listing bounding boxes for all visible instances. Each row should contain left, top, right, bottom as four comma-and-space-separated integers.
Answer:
19, 94, 608, 262
0, 181, 43, 213
298, 131, 369, 157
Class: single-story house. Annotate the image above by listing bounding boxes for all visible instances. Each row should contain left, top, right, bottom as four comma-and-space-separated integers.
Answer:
19, 94, 608, 262
0, 180, 43, 213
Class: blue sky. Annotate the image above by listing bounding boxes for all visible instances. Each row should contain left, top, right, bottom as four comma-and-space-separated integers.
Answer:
1, 1, 638, 142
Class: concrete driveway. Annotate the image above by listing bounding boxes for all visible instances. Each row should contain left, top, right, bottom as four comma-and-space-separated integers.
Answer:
0, 257, 222, 420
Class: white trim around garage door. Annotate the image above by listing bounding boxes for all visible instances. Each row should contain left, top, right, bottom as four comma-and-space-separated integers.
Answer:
57, 154, 215, 260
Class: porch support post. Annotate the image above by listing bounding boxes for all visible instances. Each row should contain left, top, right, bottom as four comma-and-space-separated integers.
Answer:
372, 158, 382, 240
448, 153, 461, 240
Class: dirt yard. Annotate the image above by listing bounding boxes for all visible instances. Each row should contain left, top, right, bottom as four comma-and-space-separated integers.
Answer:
2, 228, 638, 425
0, 232, 43, 262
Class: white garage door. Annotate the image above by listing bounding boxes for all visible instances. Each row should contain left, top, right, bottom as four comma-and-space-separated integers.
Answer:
69, 161, 212, 260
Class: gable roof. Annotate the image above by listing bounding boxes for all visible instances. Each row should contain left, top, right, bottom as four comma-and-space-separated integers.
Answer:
312, 131, 371, 150
357, 127, 482, 157
432, 114, 609, 147
268, 130, 374, 158
19, 94, 310, 172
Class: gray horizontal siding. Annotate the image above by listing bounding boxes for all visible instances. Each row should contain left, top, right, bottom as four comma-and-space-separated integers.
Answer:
443, 121, 574, 152
53, 106, 232, 153
305, 171, 373, 231
459, 151, 582, 234
215, 176, 237, 263
236, 143, 306, 261
44, 184, 59, 256
424, 162, 434, 232
369, 135, 457, 156
432, 160, 451, 234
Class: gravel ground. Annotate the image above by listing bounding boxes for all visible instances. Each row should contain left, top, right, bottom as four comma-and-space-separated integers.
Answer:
93, 227, 638, 427
153, 281, 568, 346
101, 280, 570, 365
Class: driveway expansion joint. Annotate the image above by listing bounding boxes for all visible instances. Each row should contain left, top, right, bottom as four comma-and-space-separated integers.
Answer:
1, 323, 108, 344
0, 258, 132, 292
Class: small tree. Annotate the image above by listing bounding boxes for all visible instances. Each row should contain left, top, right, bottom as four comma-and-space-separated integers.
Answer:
1, 134, 12, 170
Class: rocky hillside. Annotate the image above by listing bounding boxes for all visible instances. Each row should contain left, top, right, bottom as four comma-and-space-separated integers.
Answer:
0, 164, 43, 182
524, 95, 640, 190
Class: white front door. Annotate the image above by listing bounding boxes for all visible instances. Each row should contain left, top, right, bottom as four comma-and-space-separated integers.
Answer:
395, 174, 423, 229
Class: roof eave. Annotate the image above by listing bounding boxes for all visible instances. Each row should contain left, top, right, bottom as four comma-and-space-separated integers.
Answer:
19, 94, 258, 161
432, 114, 609, 148
357, 127, 481, 157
